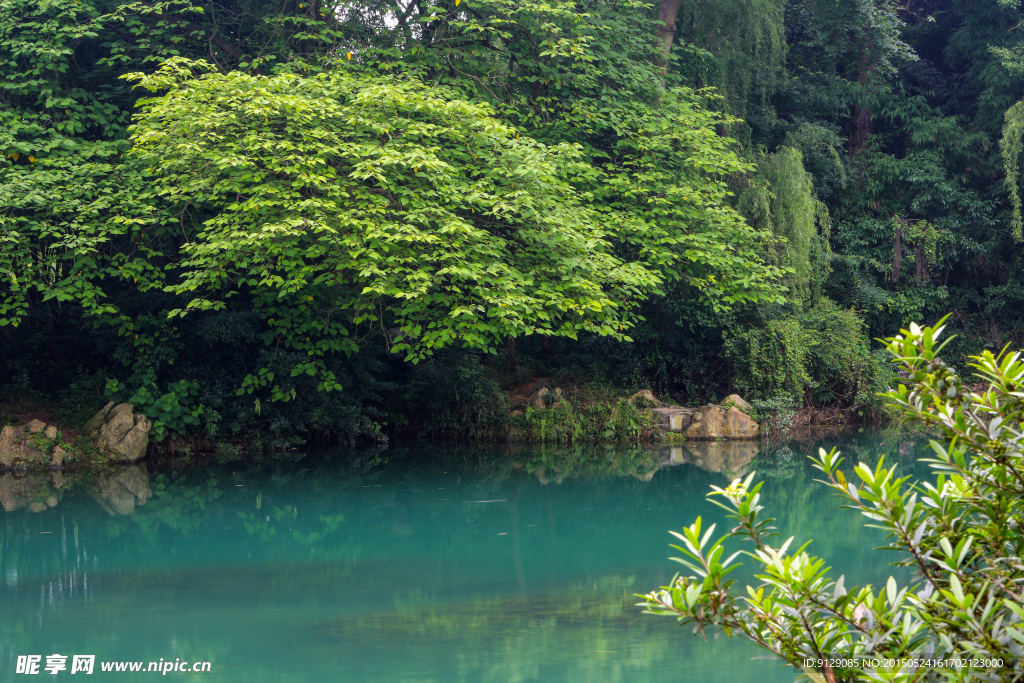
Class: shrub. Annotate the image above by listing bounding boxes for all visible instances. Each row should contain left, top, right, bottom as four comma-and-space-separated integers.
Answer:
724, 301, 893, 418
640, 317, 1024, 681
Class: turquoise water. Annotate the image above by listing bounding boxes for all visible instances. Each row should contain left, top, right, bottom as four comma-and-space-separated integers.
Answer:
0, 434, 929, 681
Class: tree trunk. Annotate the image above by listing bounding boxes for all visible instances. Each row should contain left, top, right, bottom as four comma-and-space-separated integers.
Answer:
655, 0, 687, 74
507, 335, 516, 374
849, 46, 874, 156
915, 242, 927, 285
891, 224, 902, 285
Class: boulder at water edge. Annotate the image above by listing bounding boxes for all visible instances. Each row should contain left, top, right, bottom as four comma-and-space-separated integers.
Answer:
684, 405, 759, 440
0, 425, 46, 468
83, 402, 152, 462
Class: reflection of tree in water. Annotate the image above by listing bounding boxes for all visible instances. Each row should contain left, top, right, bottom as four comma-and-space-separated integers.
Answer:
311, 575, 701, 683
750, 445, 799, 479
416, 442, 763, 487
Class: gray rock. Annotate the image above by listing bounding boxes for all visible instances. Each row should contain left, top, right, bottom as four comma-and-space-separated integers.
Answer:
528, 387, 549, 410
44, 425, 57, 439
527, 387, 565, 411
50, 446, 68, 468
83, 403, 151, 462
82, 402, 115, 434
25, 419, 46, 434
723, 394, 753, 412
0, 425, 45, 467
629, 389, 676, 408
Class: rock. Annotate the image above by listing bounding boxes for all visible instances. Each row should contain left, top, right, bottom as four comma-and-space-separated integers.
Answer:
83, 402, 152, 462
51, 471, 66, 490
651, 407, 693, 431
46, 495, 58, 508
0, 425, 45, 467
684, 404, 760, 440
50, 446, 68, 468
527, 387, 566, 411
629, 390, 670, 408
25, 419, 46, 434
89, 465, 152, 515
0, 426, 24, 466
724, 406, 759, 439
28, 501, 47, 513
509, 410, 524, 419
44, 425, 57, 439
723, 394, 753, 412
82, 401, 115, 434
685, 405, 726, 439
528, 387, 549, 410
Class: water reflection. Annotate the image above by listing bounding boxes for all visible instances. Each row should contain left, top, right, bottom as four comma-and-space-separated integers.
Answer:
0, 464, 153, 515
89, 465, 152, 515
0, 432, 932, 682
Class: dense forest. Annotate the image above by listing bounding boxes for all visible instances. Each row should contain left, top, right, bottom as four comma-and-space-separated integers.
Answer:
3, 0, 1024, 449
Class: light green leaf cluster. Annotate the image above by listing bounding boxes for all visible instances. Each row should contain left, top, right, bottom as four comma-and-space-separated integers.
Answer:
641, 317, 1024, 681
123, 58, 782, 378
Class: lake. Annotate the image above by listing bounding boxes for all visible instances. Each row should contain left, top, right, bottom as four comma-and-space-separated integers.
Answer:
0, 432, 929, 681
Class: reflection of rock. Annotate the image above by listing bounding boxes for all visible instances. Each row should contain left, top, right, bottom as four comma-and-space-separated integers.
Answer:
530, 467, 564, 485
89, 464, 152, 515
83, 402, 152, 462
684, 405, 759, 440
684, 441, 758, 475
0, 475, 46, 511
631, 442, 759, 481
0, 474, 68, 512
0, 425, 45, 468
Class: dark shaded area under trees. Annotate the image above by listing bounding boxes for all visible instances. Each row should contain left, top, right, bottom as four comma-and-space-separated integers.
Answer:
3, 0, 1024, 452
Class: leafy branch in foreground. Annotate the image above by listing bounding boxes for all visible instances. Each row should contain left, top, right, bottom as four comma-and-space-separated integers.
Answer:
640, 316, 1024, 682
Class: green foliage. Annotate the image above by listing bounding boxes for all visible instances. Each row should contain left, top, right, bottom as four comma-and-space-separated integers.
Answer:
106, 375, 213, 442
511, 397, 654, 444
9, 0, 1023, 442
725, 311, 811, 402
724, 302, 892, 418
1001, 100, 1024, 240
740, 146, 832, 303
641, 318, 1024, 680
126, 61, 656, 364
402, 351, 509, 440
669, 0, 787, 123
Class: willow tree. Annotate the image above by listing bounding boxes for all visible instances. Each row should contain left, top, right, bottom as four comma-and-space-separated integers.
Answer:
739, 147, 831, 304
